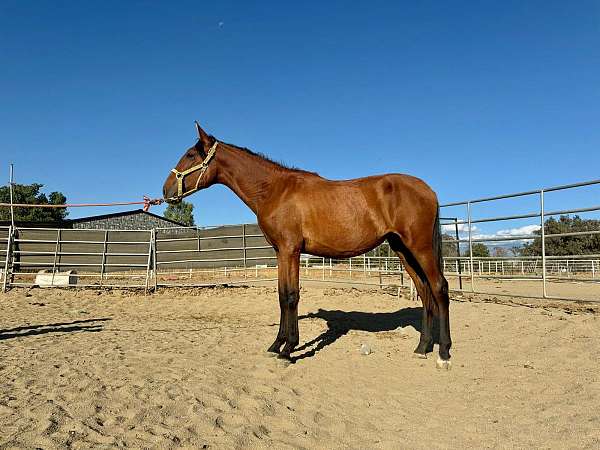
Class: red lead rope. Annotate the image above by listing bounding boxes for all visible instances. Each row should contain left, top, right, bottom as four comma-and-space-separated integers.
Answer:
0, 197, 165, 212
143, 196, 164, 211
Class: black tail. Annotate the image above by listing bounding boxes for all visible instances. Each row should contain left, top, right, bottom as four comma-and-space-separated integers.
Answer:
432, 203, 444, 275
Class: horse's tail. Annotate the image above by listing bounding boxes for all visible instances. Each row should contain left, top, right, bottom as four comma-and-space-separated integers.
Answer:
421, 202, 443, 316
423, 203, 444, 315
432, 203, 444, 275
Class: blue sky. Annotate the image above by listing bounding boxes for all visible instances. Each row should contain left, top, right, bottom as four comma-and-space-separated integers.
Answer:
1, 1, 598, 237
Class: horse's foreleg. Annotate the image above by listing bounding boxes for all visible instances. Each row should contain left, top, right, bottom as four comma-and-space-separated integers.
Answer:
276, 250, 300, 360
267, 298, 287, 354
267, 251, 287, 354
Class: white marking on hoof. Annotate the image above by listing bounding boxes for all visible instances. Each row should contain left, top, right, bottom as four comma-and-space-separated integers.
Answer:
413, 353, 427, 359
436, 357, 452, 370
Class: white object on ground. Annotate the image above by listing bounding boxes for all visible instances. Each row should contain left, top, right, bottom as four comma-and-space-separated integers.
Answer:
360, 343, 372, 355
35, 270, 78, 287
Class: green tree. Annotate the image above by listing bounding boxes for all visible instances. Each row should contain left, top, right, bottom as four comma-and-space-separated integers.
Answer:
0, 183, 68, 222
164, 201, 195, 226
463, 243, 490, 257
521, 215, 600, 256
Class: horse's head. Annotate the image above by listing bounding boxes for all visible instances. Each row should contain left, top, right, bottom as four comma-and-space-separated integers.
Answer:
163, 122, 220, 203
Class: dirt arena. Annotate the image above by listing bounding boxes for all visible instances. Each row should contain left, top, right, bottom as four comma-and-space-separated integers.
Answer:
1, 285, 599, 449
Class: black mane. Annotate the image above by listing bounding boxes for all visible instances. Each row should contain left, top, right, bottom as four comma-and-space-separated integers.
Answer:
219, 139, 319, 176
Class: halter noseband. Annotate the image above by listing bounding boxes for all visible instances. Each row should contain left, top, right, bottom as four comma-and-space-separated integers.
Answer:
169, 140, 219, 201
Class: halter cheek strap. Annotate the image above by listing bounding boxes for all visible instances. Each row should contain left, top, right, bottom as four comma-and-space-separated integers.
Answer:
169, 140, 219, 200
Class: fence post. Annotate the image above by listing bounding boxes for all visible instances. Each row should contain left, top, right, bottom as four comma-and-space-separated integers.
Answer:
144, 229, 154, 294
2, 225, 13, 292
100, 230, 108, 287
242, 224, 247, 279
50, 228, 61, 286
329, 257, 332, 277
322, 256, 325, 280
467, 201, 475, 292
349, 257, 352, 279
540, 190, 547, 298
454, 217, 463, 289
152, 229, 158, 290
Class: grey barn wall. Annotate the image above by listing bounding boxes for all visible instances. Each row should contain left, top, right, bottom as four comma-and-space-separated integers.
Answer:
72, 213, 181, 231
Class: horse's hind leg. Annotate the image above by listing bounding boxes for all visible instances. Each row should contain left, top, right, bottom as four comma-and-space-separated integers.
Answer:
407, 243, 452, 368
399, 258, 434, 356
389, 237, 434, 357
390, 233, 452, 368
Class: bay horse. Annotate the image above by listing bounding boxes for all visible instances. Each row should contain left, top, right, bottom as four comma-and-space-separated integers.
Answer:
163, 122, 452, 369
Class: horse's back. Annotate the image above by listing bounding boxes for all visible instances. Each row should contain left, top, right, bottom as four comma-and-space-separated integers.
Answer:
303, 172, 437, 215
263, 172, 437, 257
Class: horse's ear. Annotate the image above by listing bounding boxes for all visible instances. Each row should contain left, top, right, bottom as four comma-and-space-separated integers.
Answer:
194, 121, 215, 149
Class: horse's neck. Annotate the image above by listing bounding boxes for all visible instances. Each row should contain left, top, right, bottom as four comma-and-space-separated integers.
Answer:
215, 145, 282, 214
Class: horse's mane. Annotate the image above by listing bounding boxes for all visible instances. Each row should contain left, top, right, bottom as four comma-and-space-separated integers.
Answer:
218, 138, 319, 176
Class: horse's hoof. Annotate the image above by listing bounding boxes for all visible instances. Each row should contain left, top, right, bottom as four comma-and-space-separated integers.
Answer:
436, 357, 452, 370
266, 351, 279, 358
412, 352, 427, 359
267, 342, 283, 353
276, 354, 292, 367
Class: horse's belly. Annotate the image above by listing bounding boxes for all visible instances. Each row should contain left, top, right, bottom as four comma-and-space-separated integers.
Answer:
302, 204, 384, 258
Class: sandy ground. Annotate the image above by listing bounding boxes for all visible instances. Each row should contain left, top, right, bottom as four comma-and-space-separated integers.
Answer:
1, 285, 599, 449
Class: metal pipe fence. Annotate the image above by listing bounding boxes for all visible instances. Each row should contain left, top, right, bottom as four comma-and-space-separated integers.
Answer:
1, 179, 598, 302
440, 178, 600, 302
1, 225, 12, 291
1, 223, 598, 300
6, 227, 153, 290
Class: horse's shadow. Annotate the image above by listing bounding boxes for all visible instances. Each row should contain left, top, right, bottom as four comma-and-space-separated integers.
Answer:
0, 318, 111, 341
293, 307, 437, 362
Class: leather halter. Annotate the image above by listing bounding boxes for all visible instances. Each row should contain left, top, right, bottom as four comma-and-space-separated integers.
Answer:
169, 140, 218, 200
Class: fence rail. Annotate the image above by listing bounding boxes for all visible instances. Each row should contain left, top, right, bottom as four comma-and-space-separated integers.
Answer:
1, 179, 599, 302
440, 178, 599, 301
